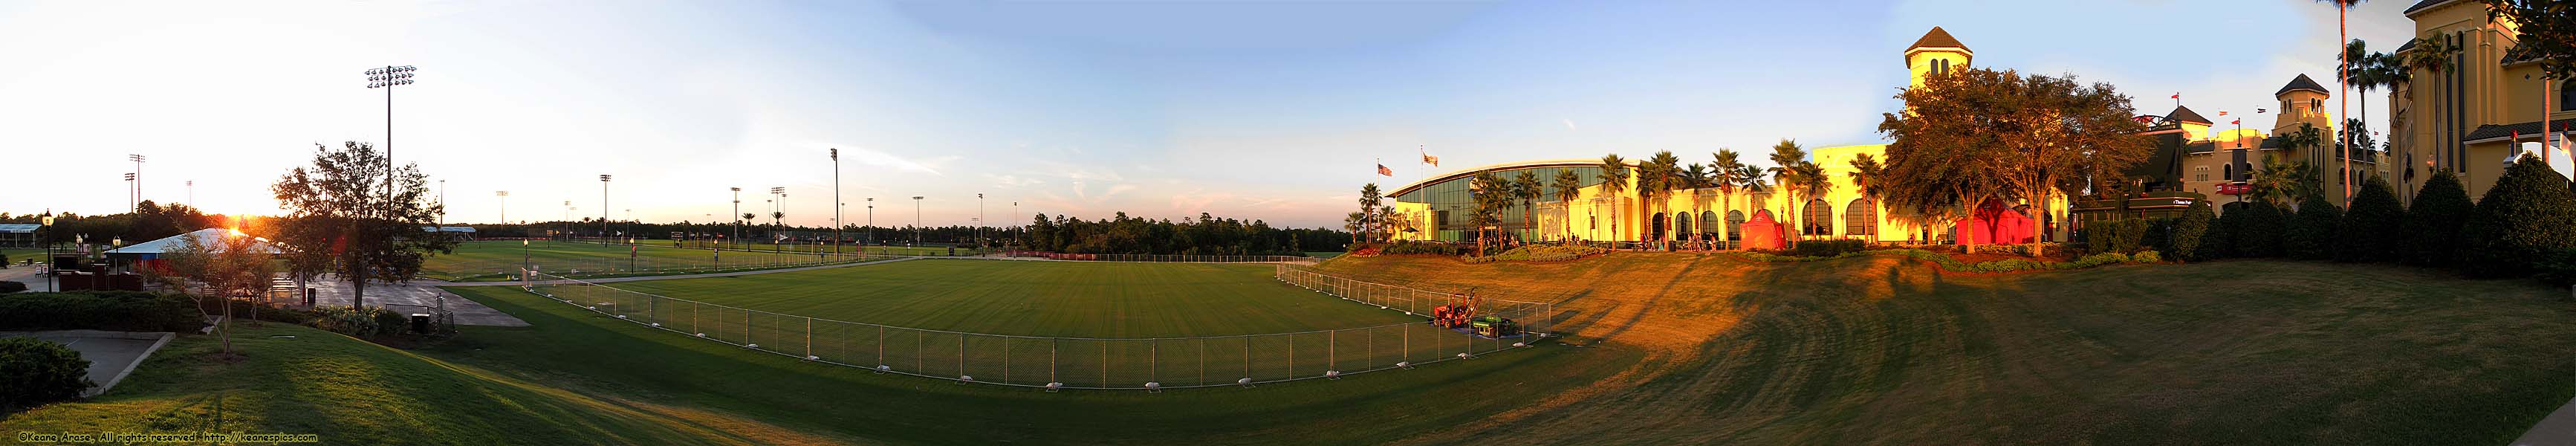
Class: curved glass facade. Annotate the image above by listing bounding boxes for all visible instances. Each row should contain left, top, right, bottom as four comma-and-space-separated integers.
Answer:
1394, 164, 1606, 242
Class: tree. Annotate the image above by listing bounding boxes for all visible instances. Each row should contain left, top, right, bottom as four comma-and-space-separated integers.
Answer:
1880, 67, 2149, 247
2484, 1, 2576, 88
1358, 183, 1384, 242
2236, 201, 2290, 258
2251, 151, 2322, 207
1343, 212, 1365, 244
1595, 154, 1630, 246
2169, 199, 2216, 261
1512, 171, 1542, 245
1710, 149, 1749, 244
2321, 0, 2369, 202
1638, 151, 1684, 248
1792, 160, 1832, 239
1765, 140, 1808, 245
1551, 169, 1584, 242
2459, 154, 2576, 277
153, 231, 276, 356
2204, 204, 2244, 259
2287, 193, 2345, 260
2335, 176, 2407, 262
270, 141, 452, 309
2401, 170, 2474, 266
1467, 173, 1511, 255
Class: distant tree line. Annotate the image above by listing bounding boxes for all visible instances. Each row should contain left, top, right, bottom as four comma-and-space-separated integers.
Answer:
0, 201, 232, 246
1024, 212, 1348, 255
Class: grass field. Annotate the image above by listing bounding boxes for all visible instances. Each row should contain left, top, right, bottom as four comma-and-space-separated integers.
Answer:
418, 241, 888, 281
528, 259, 1529, 389
1308, 253, 2576, 445
592, 259, 1418, 337
0, 323, 855, 445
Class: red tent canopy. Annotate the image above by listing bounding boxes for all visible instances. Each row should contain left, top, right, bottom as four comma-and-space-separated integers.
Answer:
1956, 198, 2037, 245
1739, 210, 1789, 251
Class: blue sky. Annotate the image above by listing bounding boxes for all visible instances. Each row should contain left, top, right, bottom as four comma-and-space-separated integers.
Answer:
0, 0, 2416, 228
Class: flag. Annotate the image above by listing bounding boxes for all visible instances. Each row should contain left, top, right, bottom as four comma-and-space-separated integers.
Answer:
1420, 145, 1439, 167
2218, 111, 2228, 117
1378, 164, 1394, 176
2171, 92, 2180, 100
2231, 118, 2240, 125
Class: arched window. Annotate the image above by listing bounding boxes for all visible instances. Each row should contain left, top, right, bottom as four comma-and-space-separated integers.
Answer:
1673, 213, 1690, 240
2563, 80, 2575, 112
1700, 210, 1720, 238
1803, 199, 1833, 236
2222, 164, 2233, 181
1845, 198, 1878, 237
1725, 210, 1746, 241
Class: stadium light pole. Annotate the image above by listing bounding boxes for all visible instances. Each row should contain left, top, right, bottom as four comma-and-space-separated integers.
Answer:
128, 154, 145, 213
496, 190, 509, 224
600, 175, 612, 245
769, 187, 785, 248
1013, 201, 1019, 248
123, 172, 136, 213
831, 148, 841, 258
365, 65, 415, 217
977, 193, 984, 251
912, 196, 924, 246
730, 187, 742, 251
438, 179, 446, 230
866, 198, 875, 248
186, 181, 193, 210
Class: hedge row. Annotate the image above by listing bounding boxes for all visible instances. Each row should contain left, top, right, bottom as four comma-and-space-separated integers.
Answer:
1733, 248, 2158, 274
0, 291, 202, 332
0, 337, 92, 411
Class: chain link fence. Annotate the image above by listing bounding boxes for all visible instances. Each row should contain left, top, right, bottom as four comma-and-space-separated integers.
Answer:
520, 266, 1550, 390
428, 249, 900, 282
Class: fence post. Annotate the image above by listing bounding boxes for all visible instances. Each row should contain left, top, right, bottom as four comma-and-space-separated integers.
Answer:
805, 317, 814, 359
877, 326, 885, 367
1051, 338, 1058, 384
957, 333, 965, 379
1328, 330, 1335, 372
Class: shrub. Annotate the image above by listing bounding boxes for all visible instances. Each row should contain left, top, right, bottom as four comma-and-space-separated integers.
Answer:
2083, 219, 2150, 254
2235, 201, 2288, 258
2201, 205, 2241, 260
2459, 155, 2576, 278
2165, 201, 2214, 261
2402, 170, 2474, 267
2335, 176, 2407, 262
1787, 239, 1868, 257
2131, 251, 2163, 263
0, 291, 201, 332
0, 337, 94, 410
2536, 248, 2576, 288
306, 306, 409, 337
0, 281, 24, 294
2286, 193, 2343, 260
1378, 241, 1464, 256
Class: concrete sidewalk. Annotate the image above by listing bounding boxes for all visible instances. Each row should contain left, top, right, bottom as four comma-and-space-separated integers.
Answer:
305, 279, 530, 327
2516, 395, 2576, 446
0, 330, 175, 397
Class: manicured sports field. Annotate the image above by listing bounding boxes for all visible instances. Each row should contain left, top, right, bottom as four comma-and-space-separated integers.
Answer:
419, 240, 880, 281
590, 259, 1421, 337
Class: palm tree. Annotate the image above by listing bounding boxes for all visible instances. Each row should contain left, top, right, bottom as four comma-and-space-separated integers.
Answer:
1551, 169, 1584, 242
2321, 0, 2369, 204
2254, 154, 2323, 206
1595, 154, 1629, 247
1793, 161, 1832, 240
1357, 184, 1383, 242
1640, 150, 1683, 248
1767, 139, 1808, 246
1512, 170, 1542, 245
1343, 212, 1365, 244
1711, 149, 1748, 245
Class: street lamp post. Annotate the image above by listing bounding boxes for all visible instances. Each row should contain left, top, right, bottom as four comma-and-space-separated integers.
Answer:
39, 210, 53, 292
365, 65, 416, 215
600, 175, 612, 245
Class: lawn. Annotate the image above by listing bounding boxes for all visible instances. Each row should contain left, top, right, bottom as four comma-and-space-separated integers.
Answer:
0, 323, 856, 445
1306, 252, 2576, 445
419, 240, 886, 282
522, 259, 1526, 389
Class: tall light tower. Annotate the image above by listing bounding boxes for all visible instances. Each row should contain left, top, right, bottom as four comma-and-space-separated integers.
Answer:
976, 193, 984, 249
599, 175, 612, 244
123, 172, 136, 213
186, 181, 194, 210
768, 187, 786, 238
912, 196, 924, 245
364, 65, 415, 214
495, 190, 509, 224
438, 179, 447, 229
830, 148, 841, 257
1013, 201, 1019, 248
128, 154, 144, 213
866, 198, 875, 248
730, 187, 742, 249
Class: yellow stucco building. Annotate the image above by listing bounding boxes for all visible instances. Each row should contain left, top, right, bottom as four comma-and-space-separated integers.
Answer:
2388, 0, 2574, 202
1381, 28, 2071, 245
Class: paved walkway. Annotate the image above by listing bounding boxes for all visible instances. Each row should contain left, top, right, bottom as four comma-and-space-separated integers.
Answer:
429, 256, 919, 287
305, 279, 531, 327
0, 330, 175, 397
0, 265, 56, 292
2517, 395, 2576, 445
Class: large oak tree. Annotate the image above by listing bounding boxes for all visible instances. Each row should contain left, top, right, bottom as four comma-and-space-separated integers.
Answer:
270, 141, 454, 308
1878, 67, 2152, 248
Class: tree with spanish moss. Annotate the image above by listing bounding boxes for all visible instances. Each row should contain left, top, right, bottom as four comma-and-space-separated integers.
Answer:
269, 141, 453, 309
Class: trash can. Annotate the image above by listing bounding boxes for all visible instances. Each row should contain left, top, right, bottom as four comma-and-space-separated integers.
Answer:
410, 314, 433, 334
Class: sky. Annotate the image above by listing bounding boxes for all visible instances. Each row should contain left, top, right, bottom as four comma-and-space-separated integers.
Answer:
0, 0, 2421, 229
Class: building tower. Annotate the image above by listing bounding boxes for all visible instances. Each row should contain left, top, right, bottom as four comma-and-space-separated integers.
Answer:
2274, 74, 2336, 195
1904, 27, 1972, 90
